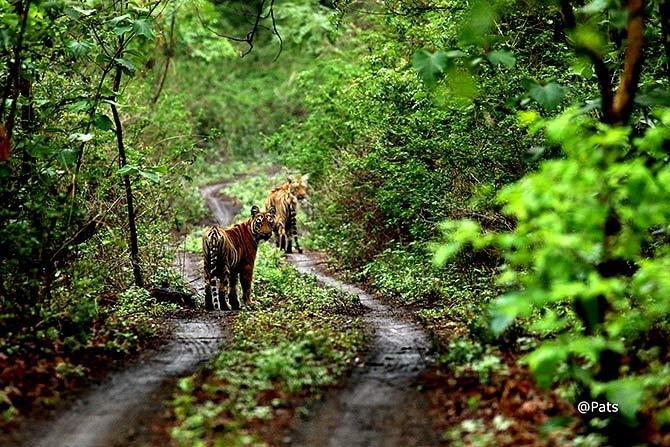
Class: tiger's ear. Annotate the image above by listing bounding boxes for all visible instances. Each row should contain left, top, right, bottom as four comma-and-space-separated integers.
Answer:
251, 205, 260, 217
268, 206, 276, 215
301, 174, 309, 182
287, 175, 295, 183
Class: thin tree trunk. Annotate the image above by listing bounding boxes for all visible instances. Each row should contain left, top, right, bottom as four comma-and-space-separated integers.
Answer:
111, 54, 144, 288
659, 0, 670, 83
1, 0, 32, 143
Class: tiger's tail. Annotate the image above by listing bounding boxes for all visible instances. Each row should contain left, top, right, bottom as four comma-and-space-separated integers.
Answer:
203, 229, 221, 311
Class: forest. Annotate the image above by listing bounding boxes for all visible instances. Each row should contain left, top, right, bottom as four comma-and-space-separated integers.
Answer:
1, 0, 670, 446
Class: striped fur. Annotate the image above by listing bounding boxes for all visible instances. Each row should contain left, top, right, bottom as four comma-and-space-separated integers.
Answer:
264, 175, 309, 254
202, 205, 275, 310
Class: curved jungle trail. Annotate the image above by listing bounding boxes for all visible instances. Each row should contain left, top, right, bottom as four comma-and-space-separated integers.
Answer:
2, 1, 670, 447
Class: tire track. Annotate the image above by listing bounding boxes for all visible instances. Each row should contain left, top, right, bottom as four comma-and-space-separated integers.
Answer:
286, 253, 438, 447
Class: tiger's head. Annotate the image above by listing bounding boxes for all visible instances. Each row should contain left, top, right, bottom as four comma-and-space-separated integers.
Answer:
287, 174, 309, 201
250, 205, 275, 242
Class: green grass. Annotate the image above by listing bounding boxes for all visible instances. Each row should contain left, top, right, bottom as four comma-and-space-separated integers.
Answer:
170, 244, 364, 446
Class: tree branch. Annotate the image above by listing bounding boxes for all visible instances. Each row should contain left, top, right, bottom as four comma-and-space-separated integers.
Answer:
611, 0, 645, 124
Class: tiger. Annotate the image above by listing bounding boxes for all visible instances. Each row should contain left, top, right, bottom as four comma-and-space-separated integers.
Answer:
201, 205, 275, 311
264, 175, 309, 254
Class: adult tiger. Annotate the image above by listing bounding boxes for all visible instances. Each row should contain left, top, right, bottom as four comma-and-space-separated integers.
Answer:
202, 205, 275, 311
264, 175, 309, 254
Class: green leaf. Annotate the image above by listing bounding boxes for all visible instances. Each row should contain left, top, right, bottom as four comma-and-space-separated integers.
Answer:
486, 50, 516, 68
69, 133, 94, 142
139, 170, 160, 183
68, 100, 91, 113
603, 379, 644, 426
117, 164, 139, 177
58, 148, 79, 166
528, 82, 565, 110
108, 14, 130, 26
92, 114, 114, 132
132, 19, 155, 39
67, 39, 92, 58
114, 57, 136, 73
113, 25, 133, 36
64, 6, 96, 20
577, 0, 610, 14
489, 293, 525, 335
412, 50, 449, 83
72, 6, 96, 16
524, 344, 567, 389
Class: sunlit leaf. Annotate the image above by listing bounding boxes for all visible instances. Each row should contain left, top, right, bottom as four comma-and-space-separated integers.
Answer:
108, 14, 130, 26
117, 164, 139, 177
603, 379, 644, 426
57, 148, 79, 166
69, 133, 94, 142
139, 170, 160, 182
114, 57, 136, 73
577, 0, 610, 14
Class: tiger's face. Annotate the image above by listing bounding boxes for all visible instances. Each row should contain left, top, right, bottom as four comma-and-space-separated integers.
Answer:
250, 205, 275, 242
289, 175, 309, 201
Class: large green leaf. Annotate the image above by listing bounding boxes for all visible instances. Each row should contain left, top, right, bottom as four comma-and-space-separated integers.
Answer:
524, 344, 568, 389
57, 148, 79, 166
114, 57, 136, 73
412, 50, 449, 83
92, 114, 114, 132
603, 379, 644, 426
527, 81, 565, 110
67, 39, 92, 58
132, 19, 155, 39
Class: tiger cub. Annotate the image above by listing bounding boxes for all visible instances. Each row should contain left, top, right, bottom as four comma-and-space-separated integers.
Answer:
264, 175, 309, 254
202, 205, 275, 310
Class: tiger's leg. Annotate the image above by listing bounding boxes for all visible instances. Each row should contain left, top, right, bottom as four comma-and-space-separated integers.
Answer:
292, 230, 302, 254
285, 217, 293, 253
228, 272, 240, 311
277, 224, 287, 252
274, 228, 280, 248
240, 265, 254, 307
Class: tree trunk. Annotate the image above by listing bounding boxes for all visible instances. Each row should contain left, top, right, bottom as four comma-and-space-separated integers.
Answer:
660, 0, 670, 83
111, 57, 144, 288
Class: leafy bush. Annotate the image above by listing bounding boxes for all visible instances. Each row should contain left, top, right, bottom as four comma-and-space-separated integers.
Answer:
434, 108, 670, 431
